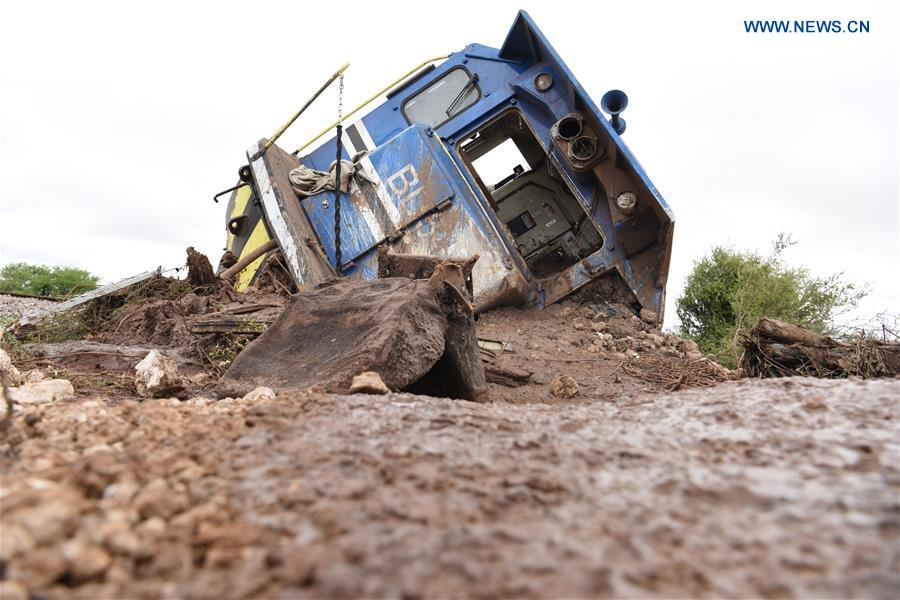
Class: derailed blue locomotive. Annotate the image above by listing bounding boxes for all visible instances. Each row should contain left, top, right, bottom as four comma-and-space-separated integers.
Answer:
223, 10, 673, 320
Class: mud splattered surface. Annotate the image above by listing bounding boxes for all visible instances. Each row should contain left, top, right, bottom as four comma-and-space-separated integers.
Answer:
2, 377, 898, 599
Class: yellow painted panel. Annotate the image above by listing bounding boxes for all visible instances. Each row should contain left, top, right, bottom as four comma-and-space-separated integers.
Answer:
236, 219, 272, 291
226, 185, 253, 251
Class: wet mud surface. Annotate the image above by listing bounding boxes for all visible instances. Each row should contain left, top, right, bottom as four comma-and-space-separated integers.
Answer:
1, 377, 898, 599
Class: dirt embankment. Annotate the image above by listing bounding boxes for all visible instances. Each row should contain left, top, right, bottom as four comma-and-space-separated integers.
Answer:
0, 377, 898, 599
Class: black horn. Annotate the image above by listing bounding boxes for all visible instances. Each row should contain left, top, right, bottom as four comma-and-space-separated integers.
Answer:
600, 89, 628, 135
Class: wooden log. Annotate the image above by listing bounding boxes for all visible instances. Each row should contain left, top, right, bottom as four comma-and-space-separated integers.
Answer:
484, 364, 532, 387
220, 240, 278, 281
754, 318, 840, 348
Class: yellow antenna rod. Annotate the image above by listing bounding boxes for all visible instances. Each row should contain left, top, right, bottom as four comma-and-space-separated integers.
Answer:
295, 54, 450, 155
259, 61, 350, 155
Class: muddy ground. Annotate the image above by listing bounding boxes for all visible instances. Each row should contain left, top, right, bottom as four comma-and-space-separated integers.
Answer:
1, 286, 899, 598
1, 377, 898, 599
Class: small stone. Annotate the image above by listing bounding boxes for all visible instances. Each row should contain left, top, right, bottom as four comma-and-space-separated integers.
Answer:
7, 490, 82, 544
135, 350, 185, 399
243, 386, 276, 402
134, 478, 190, 520
7, 546, 68, 588
639, 308, 658, 324
686, 350, 704, 361
63, 541, 112, 584
188, 372, 213, 386
0, 581, 29, 600
573, 321, 586, 331
0, 347, 23, 385
0, 524, 35, 562
679, 339, 699, 354
646, 333, 664, 346
8, 379, 74, 405
550, 375, 579, 399
99, 519, 144, 557
24, 368, 49, 384
348, 371, 389, 395
135, 516, 167, 542
590, 321, 607, 332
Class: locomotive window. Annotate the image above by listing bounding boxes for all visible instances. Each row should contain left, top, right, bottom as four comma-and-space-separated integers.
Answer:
402, 68, 480, 129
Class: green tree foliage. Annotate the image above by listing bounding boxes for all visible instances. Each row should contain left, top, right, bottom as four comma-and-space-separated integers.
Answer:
0, 262, 100, 299
676, 235, 866, 367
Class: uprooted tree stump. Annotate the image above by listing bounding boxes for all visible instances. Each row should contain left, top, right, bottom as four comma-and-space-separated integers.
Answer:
186, 247, 217, 288
741, 317, 900, 378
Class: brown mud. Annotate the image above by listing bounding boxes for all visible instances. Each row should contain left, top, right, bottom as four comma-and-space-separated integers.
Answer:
2, 272, 898, 598
0, 378, 897, 599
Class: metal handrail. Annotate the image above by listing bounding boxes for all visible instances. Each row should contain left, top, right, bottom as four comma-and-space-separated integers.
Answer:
294, 53, 450, 155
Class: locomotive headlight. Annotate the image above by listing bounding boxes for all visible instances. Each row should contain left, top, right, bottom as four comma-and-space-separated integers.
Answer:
534, 72, 553, 92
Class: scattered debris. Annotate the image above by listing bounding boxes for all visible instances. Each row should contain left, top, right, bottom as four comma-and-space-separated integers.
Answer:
623, 355, 729, 390
216, 260, 487, 401
742, 317, 900, 378
1, 347, 23, 385
242, 386, 276, 402
348, 372, 390, 395
483, 364, 532, 387
134, 351, 185, 399
550, 375, 579, 398
7, 379, 75, 406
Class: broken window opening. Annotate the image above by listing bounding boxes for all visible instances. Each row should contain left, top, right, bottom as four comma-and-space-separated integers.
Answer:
459, 111, 604, 280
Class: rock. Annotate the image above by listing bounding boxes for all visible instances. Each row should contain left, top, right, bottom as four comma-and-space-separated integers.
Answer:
7, 546, 68, 588
135, 350, 185, 398
135, 516, 168, 542
24, 368, 49, 383
0, 347, 23, 385
0, 524, 35, 562
590, 321, 607, 332
573, 321, 586, 331
686, 350, 704, 361
646, 333, 664, 346
550, 375, 579, 399
639, 308, 658, 324
679, 339, 699, 354
134, 478, 190, 520
8, 379, 74, 405
63, 540, 112, 583
0, 581, 29, 600
7, 489, 82, 544
243, 386, 276, 402
188, 372, 213, 386
101, 480, 141, 508
348, 371, 389, 395
99, 519, 144, 557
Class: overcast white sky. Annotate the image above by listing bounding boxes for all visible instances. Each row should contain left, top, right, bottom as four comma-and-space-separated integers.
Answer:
1, 0, 897, 327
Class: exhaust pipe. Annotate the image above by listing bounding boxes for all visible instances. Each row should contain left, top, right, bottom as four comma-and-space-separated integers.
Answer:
600, 89, 628, 135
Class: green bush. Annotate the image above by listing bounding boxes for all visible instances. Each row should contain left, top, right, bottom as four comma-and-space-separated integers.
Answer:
676, 235, 866, 367
0, 262, 100, 299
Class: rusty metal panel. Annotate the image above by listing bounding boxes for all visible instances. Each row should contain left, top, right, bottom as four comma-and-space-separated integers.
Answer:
299, 126, 454, 266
